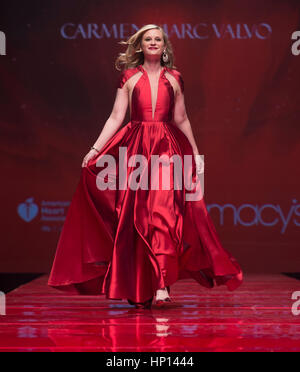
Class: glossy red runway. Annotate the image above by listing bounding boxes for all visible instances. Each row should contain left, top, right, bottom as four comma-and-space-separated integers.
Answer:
0, 274, 300, 352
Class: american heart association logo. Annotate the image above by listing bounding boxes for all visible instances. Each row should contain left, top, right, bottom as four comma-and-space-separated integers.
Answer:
17, 197, 39, 222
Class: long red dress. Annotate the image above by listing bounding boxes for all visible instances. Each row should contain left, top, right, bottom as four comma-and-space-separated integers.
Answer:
48, 64, 243, 303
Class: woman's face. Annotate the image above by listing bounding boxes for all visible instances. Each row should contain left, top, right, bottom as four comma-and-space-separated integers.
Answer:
140, 29, 165, 60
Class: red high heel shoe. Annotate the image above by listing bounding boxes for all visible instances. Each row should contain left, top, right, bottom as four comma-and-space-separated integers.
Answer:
155, 286, 172, 306
127, 297, 153, 309
156, 298, 172, 306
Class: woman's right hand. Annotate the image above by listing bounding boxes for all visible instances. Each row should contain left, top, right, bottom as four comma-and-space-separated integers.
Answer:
81, 149, 99, 168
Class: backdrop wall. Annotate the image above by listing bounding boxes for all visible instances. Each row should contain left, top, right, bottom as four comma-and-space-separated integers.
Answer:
0, 0, 299, 273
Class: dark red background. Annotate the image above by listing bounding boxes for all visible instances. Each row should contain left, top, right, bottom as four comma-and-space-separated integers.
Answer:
0, 0, 299, 273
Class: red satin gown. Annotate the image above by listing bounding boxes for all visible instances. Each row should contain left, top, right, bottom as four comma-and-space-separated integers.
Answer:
48, 64, 243, 303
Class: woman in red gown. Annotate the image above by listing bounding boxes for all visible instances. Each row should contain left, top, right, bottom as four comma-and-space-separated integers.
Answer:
48, 24, 243, 309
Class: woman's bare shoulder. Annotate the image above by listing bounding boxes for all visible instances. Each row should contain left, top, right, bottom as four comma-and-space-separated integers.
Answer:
116, 67, 140, 89
165, 67, 184, 93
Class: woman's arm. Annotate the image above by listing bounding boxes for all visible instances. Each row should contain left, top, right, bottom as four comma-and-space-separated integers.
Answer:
82, 84, 129, 167
92, 84, 129, 152
173, 88, 199, 155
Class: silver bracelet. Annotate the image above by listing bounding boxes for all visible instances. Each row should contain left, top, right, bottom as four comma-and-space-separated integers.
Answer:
91, 146, 100, 153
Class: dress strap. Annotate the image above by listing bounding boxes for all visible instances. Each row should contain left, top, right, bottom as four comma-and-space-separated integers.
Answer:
166, 68, 184, 93
116, 67, 140, 89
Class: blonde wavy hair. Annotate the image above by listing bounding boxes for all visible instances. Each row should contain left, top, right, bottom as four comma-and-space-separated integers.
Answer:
115, 24, 177, 71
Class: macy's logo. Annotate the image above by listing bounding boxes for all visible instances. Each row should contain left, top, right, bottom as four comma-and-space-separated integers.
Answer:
208, 199, 300, 234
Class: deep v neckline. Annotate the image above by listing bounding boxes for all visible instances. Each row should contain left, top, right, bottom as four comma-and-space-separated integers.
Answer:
138, 64, 166, 120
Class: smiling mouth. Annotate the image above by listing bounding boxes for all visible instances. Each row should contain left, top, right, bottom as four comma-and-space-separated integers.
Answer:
149, 47, 158, 49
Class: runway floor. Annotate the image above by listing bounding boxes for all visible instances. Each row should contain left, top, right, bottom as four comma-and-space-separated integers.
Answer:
0, 274, 300, 352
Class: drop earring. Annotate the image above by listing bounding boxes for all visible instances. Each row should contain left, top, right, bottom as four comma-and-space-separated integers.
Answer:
162, 49, 169, 63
